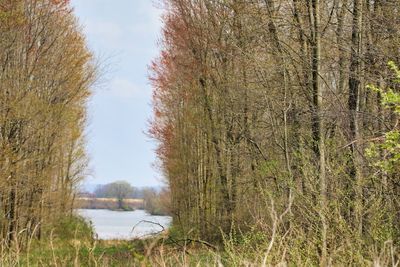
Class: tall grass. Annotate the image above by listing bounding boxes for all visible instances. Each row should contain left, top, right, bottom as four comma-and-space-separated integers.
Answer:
0, 214, 398, 266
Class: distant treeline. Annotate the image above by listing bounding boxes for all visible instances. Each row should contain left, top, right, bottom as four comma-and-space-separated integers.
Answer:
0, 0, 96, 250
91, 183, 160, 199
77, 198, 144, 211
80, 181, 171, 215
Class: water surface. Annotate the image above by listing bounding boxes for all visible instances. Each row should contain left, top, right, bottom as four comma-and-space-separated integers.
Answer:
77, 209, 172, 239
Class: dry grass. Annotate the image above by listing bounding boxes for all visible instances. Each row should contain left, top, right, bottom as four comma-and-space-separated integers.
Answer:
75, 198, 144, 210
1, 236, 399, 266
0, 214, 398, 266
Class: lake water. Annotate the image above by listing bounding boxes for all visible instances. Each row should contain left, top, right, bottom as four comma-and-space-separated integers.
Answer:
77, 209, 172, 240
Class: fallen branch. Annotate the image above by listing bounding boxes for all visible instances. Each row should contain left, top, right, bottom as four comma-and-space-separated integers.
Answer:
175, 238, 217, 250
131, 220, 217, 252
131, 220, 166, 237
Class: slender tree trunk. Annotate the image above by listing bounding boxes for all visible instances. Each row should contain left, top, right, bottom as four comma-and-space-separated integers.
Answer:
7, 186, 16, 247
199, 77, 231, 234
337, 0, 348, 95
293, 0, 308, 194
348, 0, 363, 238
310, 0, 327, 264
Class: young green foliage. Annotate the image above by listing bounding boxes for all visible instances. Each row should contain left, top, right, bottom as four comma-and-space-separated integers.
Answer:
366, 62, 400, 173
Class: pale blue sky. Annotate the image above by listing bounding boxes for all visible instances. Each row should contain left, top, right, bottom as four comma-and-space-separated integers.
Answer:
71, 1, 163, 187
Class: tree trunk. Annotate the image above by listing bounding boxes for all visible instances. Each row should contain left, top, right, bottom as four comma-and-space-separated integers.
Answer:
348, 0, 363, 238
310, 0, 327, 264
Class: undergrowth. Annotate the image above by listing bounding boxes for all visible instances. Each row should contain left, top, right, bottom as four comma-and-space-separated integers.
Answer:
0, 215, 398, 266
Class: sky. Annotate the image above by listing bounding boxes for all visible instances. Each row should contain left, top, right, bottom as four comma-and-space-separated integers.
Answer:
70, 0, 164, 187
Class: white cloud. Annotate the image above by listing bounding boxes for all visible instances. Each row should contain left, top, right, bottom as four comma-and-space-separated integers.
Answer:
130, 3, 162, 35
83, 20, 123, 46
110, 78, 142, 99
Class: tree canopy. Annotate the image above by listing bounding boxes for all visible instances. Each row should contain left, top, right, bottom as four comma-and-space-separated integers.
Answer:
0, 0, 96, 248
150, 0, 400, 264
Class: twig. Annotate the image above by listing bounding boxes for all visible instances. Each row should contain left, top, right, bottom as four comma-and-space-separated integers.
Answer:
340, 136, 385, 149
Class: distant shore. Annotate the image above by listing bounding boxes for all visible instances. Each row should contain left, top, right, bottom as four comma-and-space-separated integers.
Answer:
76, 197, 144, 211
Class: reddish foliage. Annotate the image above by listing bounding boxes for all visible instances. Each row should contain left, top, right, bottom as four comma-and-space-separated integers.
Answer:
149, 1, 206, 179
50, 0, 70, 6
